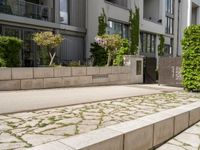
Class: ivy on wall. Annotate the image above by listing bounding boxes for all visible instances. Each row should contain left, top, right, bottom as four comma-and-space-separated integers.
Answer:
129, 6, 140, 55
158, 34, 165, 56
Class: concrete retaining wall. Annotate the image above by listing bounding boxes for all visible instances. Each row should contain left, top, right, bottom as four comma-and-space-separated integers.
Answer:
0, 56, 143, 91
29, 101, 200, 150
0, 67, 143, 91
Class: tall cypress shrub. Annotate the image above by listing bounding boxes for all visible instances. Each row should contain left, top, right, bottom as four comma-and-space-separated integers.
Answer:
182, 25, 200, 91
158, 34, 165, 56
90, 8, 108, 66
129, 6, 140, 55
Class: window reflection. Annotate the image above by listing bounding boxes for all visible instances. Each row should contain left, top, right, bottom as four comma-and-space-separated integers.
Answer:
60, 0, 69, 24
107, 20, 129, 38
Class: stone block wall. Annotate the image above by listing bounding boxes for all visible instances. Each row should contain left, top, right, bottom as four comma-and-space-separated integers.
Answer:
0, 57, 144, 91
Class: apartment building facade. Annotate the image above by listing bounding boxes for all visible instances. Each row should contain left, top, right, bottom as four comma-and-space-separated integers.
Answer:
87, 0, 200, 58
0, 0, 86, 67
0, 0, 200, 67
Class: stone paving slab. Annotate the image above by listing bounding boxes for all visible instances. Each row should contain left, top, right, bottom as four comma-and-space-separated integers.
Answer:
0, 91, 199, 149
157, 121, 200, 150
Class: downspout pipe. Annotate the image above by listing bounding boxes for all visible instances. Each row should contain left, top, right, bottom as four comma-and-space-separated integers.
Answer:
177, 0, 181, 57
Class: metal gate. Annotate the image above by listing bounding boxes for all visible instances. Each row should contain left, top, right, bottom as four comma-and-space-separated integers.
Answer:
143, 57, 157, 84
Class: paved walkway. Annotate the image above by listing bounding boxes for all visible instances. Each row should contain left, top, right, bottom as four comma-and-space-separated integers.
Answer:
157, 121, 200, 150
0, 91, 199, 149
0, 84, 182, 114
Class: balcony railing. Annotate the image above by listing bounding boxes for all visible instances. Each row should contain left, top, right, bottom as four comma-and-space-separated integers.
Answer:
0, 0, 53, 22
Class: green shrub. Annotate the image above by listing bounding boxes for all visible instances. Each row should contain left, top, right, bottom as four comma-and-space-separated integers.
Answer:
90, 42, 107, 66
0, 36, 23, 67
0, 57, 6, 67
182, 25, 200, 91
113, 39, 129, 66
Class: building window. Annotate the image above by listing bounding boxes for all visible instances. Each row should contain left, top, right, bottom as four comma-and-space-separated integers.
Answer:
166, 16, 174, 34
140, 32, 156, 54
165, 0, 174, 35
0, 0, 5, 5
107, 20, 129, 38
166, 0, 174, 15
60, 0, 69, 24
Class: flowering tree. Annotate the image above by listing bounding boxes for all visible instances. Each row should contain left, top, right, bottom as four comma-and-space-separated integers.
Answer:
33, 31, 63, 66
95, 34, 122, 66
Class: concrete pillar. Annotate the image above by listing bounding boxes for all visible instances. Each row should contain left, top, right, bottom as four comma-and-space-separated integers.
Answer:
187, 0, 192, 26
54, 0, 60, 23
124, 55, 144, 84
197, 7, 200, 24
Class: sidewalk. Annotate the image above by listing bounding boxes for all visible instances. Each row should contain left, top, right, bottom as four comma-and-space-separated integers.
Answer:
0, 84, 182, 114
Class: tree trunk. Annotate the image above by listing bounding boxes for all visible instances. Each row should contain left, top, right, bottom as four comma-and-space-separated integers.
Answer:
107, 52, 111, 66
49, 52, 56, 66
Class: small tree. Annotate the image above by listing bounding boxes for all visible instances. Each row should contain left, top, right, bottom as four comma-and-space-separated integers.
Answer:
182, 25, 200, 91
95, 34, 122, 66
33, 31, 63, 66
158, 34, 165, 56
129, 6, 140, 55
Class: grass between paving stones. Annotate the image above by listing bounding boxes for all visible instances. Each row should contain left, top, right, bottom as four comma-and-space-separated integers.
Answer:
5, 130, 32, 148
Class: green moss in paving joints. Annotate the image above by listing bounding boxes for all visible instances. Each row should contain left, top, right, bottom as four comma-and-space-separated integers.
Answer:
79, 111, 85, 120
5, 130, 32, 148
7, 122, 17, 129
75, 124, 80, 135
38, 123, 48, 128
97, 109, 105, 129
10, 141, 17, 143
64, 133, 73, 137
48, 116, 56, 122
25, 125, 32, 129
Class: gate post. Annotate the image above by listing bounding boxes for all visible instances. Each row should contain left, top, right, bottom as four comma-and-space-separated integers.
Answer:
124, 55, 144, 84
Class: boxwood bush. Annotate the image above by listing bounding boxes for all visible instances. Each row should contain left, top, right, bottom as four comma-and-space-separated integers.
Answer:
0, 36, 23, 67
182, 25, 200, 91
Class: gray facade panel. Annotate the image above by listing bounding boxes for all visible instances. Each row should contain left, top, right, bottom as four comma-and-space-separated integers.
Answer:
60, 36, 84, 63
69, 0, 86, 28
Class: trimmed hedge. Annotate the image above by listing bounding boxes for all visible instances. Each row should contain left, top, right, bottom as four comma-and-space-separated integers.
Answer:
0, 36, 23, 67
182, 25, 200, 91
